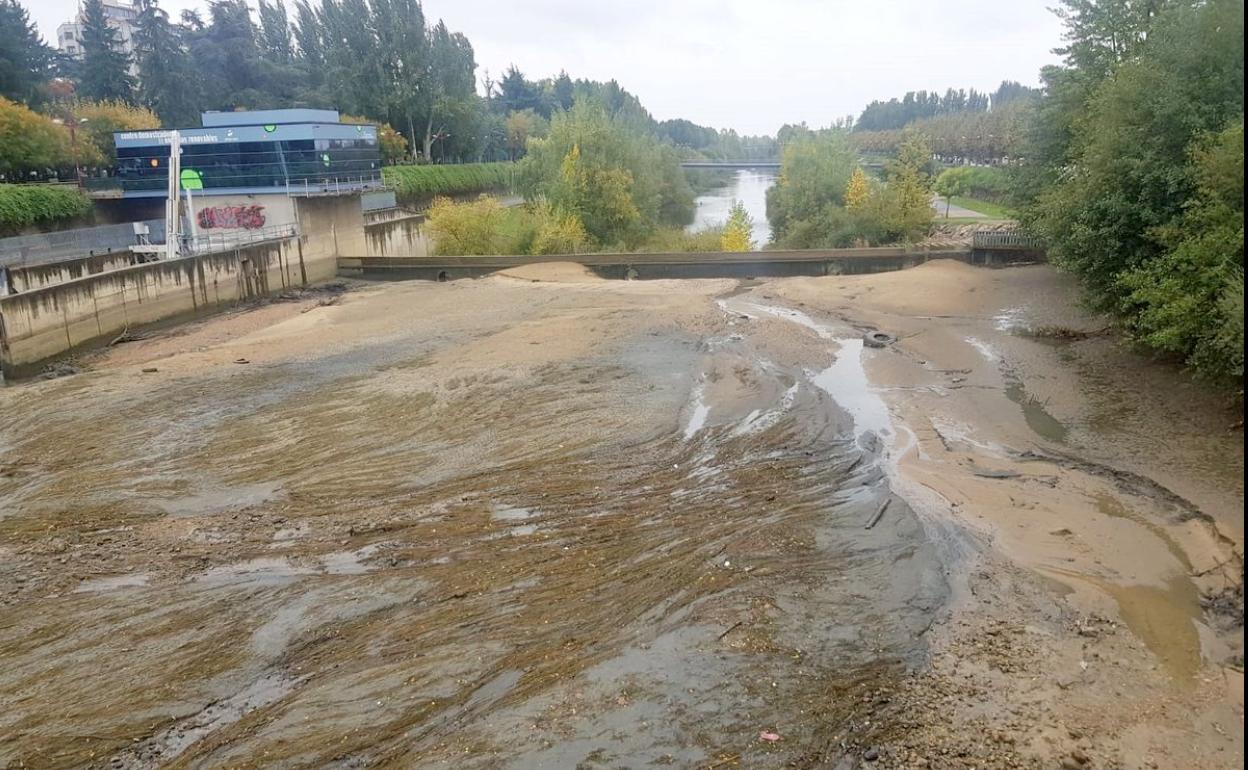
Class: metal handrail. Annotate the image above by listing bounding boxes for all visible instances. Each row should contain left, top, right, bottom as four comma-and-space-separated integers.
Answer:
180, 223, 300, 255
972, 229, 1043, 249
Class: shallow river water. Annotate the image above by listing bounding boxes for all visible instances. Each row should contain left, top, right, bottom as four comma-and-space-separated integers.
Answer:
687, 169, 777, 246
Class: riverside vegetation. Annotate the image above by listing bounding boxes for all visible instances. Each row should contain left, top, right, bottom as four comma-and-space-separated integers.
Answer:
1012, 0, 1244, 384
1, 0, 1242, 383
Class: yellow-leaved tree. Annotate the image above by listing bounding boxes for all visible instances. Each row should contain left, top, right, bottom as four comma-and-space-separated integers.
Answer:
844, 167, 870, 210
72, 101, 160, 162
720, 199, 755, 252
342, 115, 409, 164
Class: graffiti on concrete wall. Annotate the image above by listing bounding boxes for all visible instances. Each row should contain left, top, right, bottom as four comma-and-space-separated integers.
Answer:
197, 205, 267, 230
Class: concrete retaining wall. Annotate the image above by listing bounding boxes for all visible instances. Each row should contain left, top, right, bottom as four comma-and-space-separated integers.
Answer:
364, 212, 431, 258
0, 238, 302, 377
0, 193, 366, 377
6, 251, 143, 293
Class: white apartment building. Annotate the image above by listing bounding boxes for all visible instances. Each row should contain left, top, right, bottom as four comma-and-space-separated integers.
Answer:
56, 0, 141, 75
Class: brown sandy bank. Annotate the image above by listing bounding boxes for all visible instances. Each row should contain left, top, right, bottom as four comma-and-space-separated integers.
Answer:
0, 261, 1241, 769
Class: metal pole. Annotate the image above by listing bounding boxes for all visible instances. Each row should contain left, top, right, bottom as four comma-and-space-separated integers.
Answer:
166, 130, 181, 261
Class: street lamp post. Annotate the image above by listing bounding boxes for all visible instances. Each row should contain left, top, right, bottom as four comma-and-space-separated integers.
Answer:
53, 117, 89, 186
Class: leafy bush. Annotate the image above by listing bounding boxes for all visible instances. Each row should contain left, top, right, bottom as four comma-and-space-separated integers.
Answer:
426, 194, 724, 257
1118, 120, 1244, 381
0, 184, 93, 235
765, 131, 857, 240
957, 167, 1010, 201
0, 97, 77, 177
528, 199, 591, 255
518, 101, 694, 247
425, 195, 515, 255
1017, 0, 1244, 382
72, 100, 160, 160
720, 200, 754, 251
342, 115, 409, 164
383, 163, 514, 205
633, 227, 724, 254
769, 131, 932, 248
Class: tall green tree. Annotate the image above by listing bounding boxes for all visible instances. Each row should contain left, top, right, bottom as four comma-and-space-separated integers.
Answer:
765, 130, 858, 239
199, 0, 265, 107
519, 100, 693, 246
78, 0, 136, 103
552, 70, 574, 112
133, 0, 200, 126
1016, 0, 1244, 381
1120, 120, 1244, 380
258, 0, 293, 63
1027, 0, 1242, 303
422, 20, 476, 160
498, 65, 540, 114
292, 0, 323, 69
0, 0, 51, 106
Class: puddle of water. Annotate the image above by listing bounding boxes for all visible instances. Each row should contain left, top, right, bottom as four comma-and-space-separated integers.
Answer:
320, 543, 385, 575
1003, 372, 1068, 443
158, 481, 286, 517
813, 339, 892, 441
722, 297, 892, 443
1094, 493, 1191, 571
491, 505, 535, 522
683, 382, 710, 440
732, 382, 800, 437
73, 573, 151, 593
1097, 576, 1204, 685
485, 505, 543, 538
993, 307, 1026, 332
108, 671, 302, 770
965, 336, 998, 362
193, 557, 315, 587
1045, 567, 1204, 685
964, 335, 1068, 443
730, 301, 834, 339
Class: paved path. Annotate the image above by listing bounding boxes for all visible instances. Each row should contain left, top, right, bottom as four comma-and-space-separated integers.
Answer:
930, 195, 987, 219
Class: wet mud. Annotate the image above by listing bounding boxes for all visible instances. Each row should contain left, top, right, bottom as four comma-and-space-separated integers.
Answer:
1, 262, 1242, 770
0, 277, 948, 769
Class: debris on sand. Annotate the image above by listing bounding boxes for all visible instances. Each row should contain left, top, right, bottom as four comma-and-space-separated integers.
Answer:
38, 361, 81, 379
863, 330, 896, 348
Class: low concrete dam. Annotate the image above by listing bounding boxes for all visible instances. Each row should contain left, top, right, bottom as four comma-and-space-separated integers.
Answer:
338, 243, 1041, 283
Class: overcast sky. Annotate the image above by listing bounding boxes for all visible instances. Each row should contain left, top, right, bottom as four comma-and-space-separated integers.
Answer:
31, 0, 1065, 135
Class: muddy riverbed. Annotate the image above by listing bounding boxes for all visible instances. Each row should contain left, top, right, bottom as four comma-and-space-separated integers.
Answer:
0, 261, 1242, 769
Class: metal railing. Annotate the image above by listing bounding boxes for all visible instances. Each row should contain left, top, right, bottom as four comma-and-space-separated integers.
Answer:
1, 219, 167, 268
84, 172, 387, 197
972, 229, 1044, 250
285, 173, 386, 196
180, 223, 300, 255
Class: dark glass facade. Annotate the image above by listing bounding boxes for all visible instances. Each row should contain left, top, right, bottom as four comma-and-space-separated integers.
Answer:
114, 137, 381, 193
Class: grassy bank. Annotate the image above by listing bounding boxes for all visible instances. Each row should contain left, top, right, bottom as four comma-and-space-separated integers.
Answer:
383, 163, 514, 205
948, 196, 1016, 220
0, 184, 93, 236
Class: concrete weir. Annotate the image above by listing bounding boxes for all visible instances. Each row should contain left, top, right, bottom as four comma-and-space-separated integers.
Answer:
338, 244, 1041, 282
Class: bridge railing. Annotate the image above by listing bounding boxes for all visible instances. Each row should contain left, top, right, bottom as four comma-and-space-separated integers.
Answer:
972, 229, 1044, 250
678, 160, 781, 167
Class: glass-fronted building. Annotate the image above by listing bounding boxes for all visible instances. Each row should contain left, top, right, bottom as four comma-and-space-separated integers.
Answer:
111, 109, 383, 198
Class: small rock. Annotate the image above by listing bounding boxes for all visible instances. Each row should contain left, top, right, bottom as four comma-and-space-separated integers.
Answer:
863, 747, 880, 762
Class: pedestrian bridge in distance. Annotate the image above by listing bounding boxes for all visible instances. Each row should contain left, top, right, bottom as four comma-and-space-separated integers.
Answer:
679, 160, 781, 169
